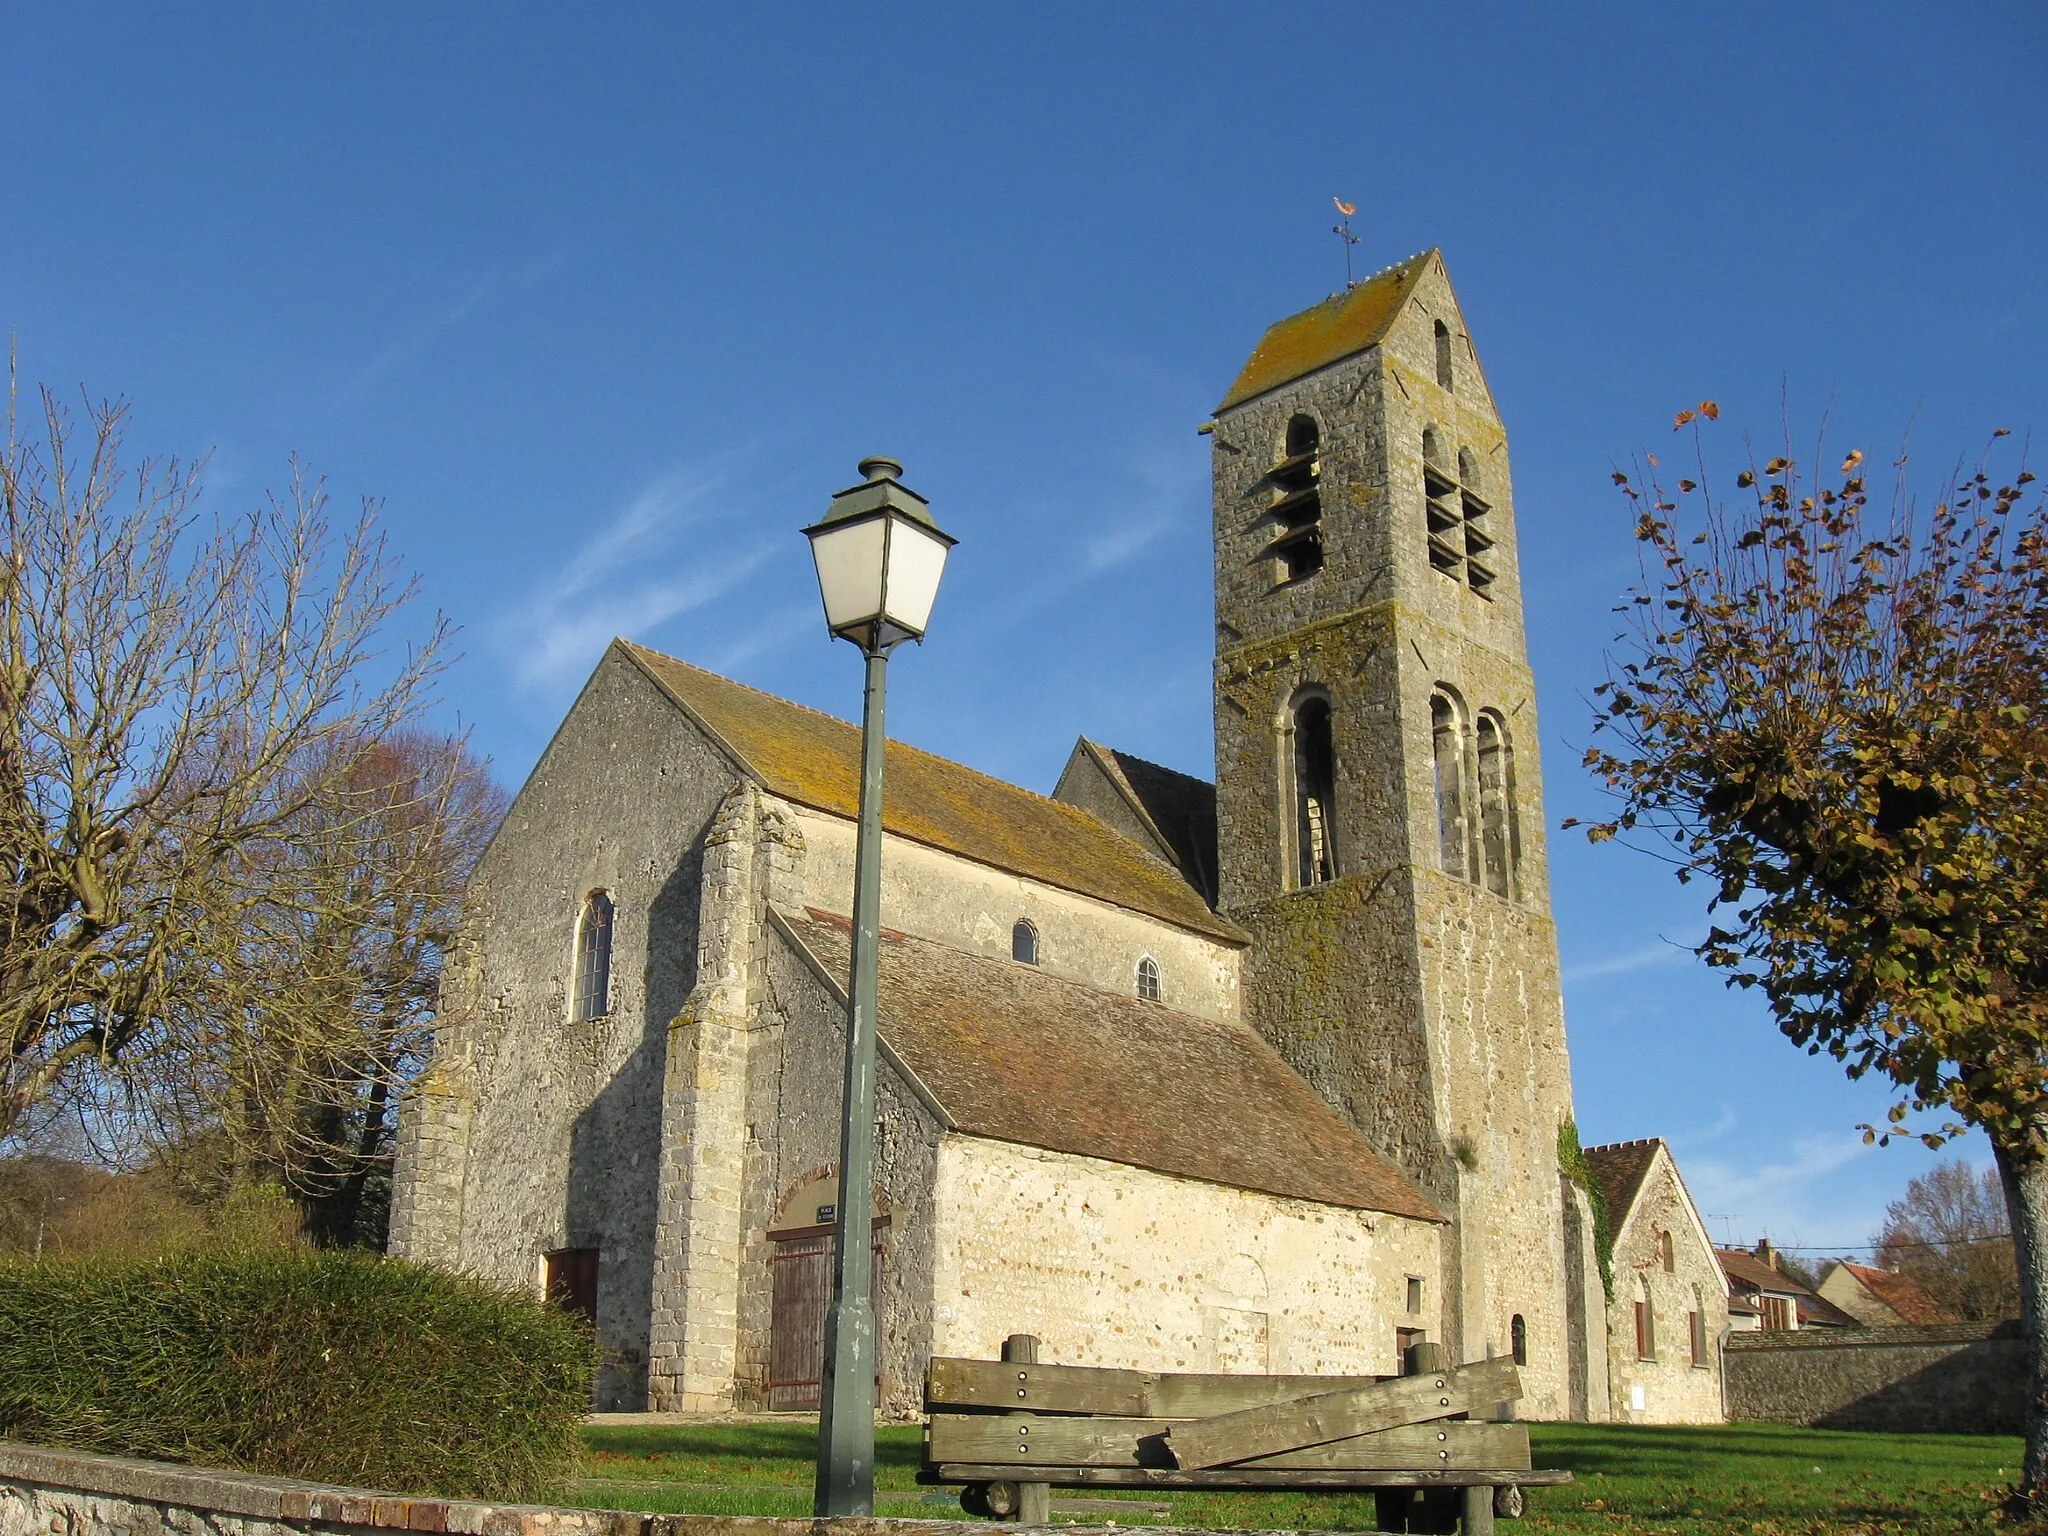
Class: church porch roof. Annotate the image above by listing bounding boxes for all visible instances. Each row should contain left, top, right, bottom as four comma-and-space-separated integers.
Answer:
621, 641, 1246, 945
775, 905, 1442, 1223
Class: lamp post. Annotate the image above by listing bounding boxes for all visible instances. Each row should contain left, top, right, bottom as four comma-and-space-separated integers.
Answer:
803, 455, 955, 1517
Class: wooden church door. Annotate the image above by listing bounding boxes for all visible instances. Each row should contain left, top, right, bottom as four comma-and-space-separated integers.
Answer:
767, 1225, 887, 1409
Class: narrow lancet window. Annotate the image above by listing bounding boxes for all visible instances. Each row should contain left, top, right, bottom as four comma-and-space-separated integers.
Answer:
1434, 319, 1455, 391
1012, 919, 1039, 965
1269, 415, 1324, 582
1476, 713, 1517, 897
1432, 694, 1470, 880
573, 891, 614, 1022
1511, 1313, 1528, 1367
1136, 956, 1161, 1001
1293, 695, 1340, 887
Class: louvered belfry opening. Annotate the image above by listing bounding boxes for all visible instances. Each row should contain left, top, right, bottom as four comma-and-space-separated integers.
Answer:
1269, 414, 1325, 582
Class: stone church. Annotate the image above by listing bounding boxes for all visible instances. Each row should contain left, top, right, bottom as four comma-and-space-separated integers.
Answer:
389, 249, 1610, 1420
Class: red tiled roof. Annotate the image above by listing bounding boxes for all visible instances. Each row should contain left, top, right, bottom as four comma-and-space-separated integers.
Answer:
1834, 1261, 1952, 1324
777, 906, 1443, 1223
622, 642, 1246, 944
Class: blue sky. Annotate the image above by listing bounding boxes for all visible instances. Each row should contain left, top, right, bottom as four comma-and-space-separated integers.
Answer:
5, 4, 2043, 1254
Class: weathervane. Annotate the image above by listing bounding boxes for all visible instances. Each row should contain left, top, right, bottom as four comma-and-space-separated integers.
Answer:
1331, 197, 1361, 288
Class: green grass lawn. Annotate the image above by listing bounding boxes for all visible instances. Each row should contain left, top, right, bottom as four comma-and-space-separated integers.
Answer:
572, 1419, 2028, 1534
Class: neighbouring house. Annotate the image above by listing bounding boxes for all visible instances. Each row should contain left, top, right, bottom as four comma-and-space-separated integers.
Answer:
1582, 1138, 1728, 1423
388, 250, 1611, 1418
1817, 1261, 1953, 1327
1719, 1240, 1857, 1333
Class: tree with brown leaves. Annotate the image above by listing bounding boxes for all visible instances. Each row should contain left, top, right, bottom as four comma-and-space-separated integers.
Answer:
1575, 409, 2048, 1501
0, 377, 450, 1163
1876, 1158, 2020, 1322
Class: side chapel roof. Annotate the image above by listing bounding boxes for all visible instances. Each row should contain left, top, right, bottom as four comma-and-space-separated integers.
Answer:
621, 642, 1246, 945
776, 906, 1443, 1223
1216, 251, 1435, 413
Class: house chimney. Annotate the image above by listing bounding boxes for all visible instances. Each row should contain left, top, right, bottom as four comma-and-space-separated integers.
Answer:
1755, 1238, 1779, 1271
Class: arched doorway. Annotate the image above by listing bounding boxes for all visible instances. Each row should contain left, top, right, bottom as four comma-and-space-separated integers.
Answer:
766, 1171, 890, 1410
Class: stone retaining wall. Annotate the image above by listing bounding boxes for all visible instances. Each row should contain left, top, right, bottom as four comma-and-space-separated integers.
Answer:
0, 1441, 1248, 1536
1723, 1321, 2022, 1434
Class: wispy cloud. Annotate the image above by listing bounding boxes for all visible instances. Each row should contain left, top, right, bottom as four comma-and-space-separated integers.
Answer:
1683, 1132, 1874, 1250
505, 459, 781, 695
333, 246, 569, 407
1561, 939, 1698, 985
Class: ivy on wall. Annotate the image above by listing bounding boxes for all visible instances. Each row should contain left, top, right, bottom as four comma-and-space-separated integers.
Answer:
1557, 1118, 1614, 1301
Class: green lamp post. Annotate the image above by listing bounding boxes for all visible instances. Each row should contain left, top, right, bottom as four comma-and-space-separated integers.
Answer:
802, 455, 955, 1516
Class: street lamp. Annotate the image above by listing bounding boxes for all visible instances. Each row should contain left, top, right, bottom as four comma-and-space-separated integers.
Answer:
803, 455, 955, 1517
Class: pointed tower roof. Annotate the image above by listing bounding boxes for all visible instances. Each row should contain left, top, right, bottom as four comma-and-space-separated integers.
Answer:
1216, 249, 1436, 414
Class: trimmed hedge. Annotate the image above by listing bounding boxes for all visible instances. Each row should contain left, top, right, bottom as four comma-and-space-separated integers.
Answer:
0, 1250, 595, 1500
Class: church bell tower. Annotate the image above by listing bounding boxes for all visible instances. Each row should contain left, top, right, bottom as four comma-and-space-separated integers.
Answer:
1208, 250, 1596, 1418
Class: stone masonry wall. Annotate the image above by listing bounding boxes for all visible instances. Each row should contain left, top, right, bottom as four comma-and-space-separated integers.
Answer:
0, 1441, 1138, 1536
788, 807, 1242, 1023
733, 905, 947, 1418
1604, 1155, 1728, 1425
388, 647, 743, 1409
930, 1135, 1443, 1377
1724, 1323, 2023, 1434
1208, 254, 1588, 1420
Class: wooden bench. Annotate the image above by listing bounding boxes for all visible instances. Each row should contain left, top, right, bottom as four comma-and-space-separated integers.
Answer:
920, 1335, 1569, 1534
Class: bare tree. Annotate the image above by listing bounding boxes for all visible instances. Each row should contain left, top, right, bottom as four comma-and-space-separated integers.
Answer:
1877, 1159, 2020, 1322
0, 374, 448, 1146
185, 730, 505, 1244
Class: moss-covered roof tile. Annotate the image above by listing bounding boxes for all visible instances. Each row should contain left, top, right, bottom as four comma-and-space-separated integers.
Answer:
1216, 251, 1434, 414
623, 641, 1246, 944
781, 906, 1442, 1221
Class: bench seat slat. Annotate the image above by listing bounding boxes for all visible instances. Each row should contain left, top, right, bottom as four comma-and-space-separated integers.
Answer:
925, 1463, 1572, 1490
928, 1416, 1530, 1472
926, 1357, 1381, 1418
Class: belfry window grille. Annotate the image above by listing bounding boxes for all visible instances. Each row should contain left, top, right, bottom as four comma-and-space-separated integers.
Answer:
1012, 919, 1039, 965
1293, 695, 1340, 887
1434, 319, 1455, 392
1268, 415, 1325, 582
1458, 447, 1495, 598
1136, 956, 1161, 1001
1423, 429, 1460, 579
1475, 712, 1519, 897
573, 892, 614, 1022
1431, 693, 1471, 881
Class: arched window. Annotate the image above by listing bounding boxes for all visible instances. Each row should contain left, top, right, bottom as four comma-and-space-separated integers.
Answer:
573, 892, 614, 1022
1689, 1287, 1708, 1366
1136, 956, 1161, 1002
1659, 1228, 1676, 1273
1293, 695, 1340, 887
1434, 319, 1455, 391
1269, 415, 1324, 582
1011, 919, 1039, 965
1424, 429, 1461, 580
1431, 694, 1470, 880
1475, 713, 1518, 897
1510, 1313, 1527, 1367
1633, 1277, 1656, 1361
